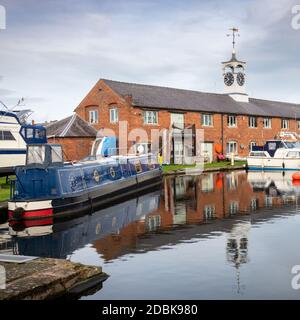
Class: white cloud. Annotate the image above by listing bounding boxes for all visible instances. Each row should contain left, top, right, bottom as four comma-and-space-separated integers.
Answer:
0, 0, 299, 122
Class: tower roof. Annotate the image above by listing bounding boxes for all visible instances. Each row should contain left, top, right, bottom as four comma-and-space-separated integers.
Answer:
223, 27, 246, 64
222, 51, 246, 65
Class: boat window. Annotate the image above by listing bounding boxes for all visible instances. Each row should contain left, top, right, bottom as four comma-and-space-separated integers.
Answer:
36, 128, 46, 139
250, 152, 266, 157
287, 151, 300, 158
135, 161, 143, 173
267, 142, 277, 150
0, 130, 15, 140
51, 145, 63, 163
26, 128, 34, 138
21, 127, 26, 138
284, 142, 297, 149
27, 145, 46, 165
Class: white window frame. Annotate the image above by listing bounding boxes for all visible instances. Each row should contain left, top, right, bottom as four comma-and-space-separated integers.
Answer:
88, 110, 98, 124
281, 119, 289, 129
250, 198, 258, 211
171, 113, 184, 129
146, 215, 161, 231
201, 174, 214, 192
227, 115, 237, 127
249, 116, 257, 128
226, 141, 238, 155
204, 205, 215, 220
263, 118, 272, 129
265, 196, 273, 208
202, 114, 213, 127
144, 111, 158, 125
229, 201, 239, 215
109, 108, 119, 123
249, 141, 257, 151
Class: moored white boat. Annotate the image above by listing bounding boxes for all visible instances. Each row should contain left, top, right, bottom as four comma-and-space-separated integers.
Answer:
0, 110, 46, 176
247, 140, 300, 170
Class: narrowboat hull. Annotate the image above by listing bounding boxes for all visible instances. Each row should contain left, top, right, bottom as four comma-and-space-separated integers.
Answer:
8, 168, 162, 221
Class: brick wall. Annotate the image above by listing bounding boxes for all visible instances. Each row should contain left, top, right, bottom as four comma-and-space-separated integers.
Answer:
75, 79, 300, 160
48, 137, 95, 161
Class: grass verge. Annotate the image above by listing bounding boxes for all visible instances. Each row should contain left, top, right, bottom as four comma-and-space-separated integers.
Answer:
0, 176, 12, 202
162, 161, 246, 173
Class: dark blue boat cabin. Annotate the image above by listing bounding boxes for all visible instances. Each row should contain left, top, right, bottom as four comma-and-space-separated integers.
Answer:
21, 124, 47, 145
252, 140, 299, 157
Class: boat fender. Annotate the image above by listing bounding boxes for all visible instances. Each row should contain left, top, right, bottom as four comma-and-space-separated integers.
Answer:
13, 207, 25, 220
282, 162, 285, 169
292, 172, 300, 180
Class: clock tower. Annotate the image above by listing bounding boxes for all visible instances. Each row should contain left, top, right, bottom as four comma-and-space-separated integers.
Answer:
222, 28, 249, 103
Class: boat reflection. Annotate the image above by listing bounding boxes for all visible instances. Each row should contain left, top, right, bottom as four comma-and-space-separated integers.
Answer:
10, 189, 161, 258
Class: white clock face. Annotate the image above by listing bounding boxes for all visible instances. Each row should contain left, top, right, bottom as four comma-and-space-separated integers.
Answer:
237, 72, 245, 86
224, 72, 234, 86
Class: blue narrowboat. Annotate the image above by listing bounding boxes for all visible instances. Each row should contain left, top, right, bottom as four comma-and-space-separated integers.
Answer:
8, 143, 162, 221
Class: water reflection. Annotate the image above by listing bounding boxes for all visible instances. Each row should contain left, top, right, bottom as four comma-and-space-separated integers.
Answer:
7, 170, 300, 259
2, 170, 300, 299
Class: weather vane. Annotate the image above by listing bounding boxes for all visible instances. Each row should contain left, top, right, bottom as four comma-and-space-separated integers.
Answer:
227, 27, 240, 51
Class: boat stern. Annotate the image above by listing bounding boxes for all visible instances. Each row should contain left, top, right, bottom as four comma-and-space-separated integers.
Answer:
8, 199, 53, 221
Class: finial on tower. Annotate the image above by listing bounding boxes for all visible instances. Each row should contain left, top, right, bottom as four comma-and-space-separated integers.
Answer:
227, 27, 240, 55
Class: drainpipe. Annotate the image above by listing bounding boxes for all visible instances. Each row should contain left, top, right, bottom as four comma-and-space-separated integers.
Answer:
221, 114, 224, 154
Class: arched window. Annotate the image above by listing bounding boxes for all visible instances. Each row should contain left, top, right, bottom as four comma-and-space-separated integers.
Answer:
89, 110, 98, 124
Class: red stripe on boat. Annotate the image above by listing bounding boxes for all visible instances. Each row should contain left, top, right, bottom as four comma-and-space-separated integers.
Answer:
8, 208, 53, 220
9, 218, 53, 228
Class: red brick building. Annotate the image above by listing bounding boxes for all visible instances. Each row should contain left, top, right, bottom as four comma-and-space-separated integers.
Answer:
74, 50, 300, 163
45, 114, 97, 161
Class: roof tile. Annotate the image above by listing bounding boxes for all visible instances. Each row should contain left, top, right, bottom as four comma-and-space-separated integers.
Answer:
103, 79, 300, 118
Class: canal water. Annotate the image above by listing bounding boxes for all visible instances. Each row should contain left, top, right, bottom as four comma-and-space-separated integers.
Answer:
2, 170, 300, 299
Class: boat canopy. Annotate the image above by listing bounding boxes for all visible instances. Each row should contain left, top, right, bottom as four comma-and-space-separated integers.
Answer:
252, 140, 300, 157
20, 125, 47, 144
26, 144, 63, 168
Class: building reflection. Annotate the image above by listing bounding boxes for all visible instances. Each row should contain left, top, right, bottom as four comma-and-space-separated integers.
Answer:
93, 170, 300, 260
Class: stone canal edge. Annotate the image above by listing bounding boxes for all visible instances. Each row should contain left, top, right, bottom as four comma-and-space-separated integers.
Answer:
0, 258, 108, 300
163, 165, 246, 176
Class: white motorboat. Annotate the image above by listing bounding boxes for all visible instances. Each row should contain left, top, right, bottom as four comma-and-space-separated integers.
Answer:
0, 110, 46, 176
247, 139, 300, 171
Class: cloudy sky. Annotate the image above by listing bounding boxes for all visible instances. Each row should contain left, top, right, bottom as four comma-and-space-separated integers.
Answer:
0, 0, 299, 122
